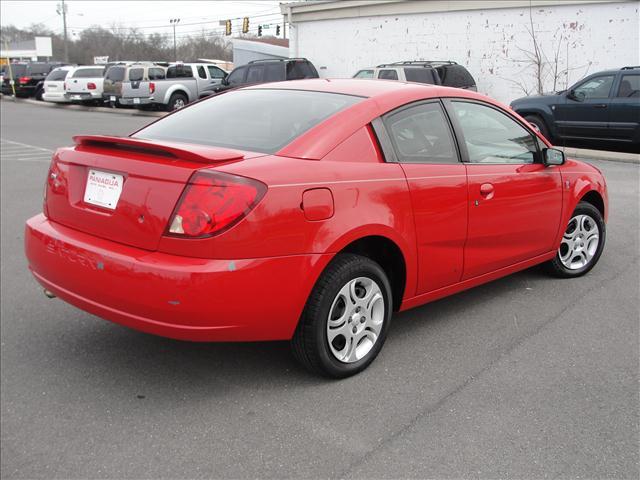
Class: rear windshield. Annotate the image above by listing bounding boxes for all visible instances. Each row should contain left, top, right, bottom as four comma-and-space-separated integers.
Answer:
28, 63, 52, 75
437, 65, 475, 88
46, 69, 69, 81
128, 68, 144, 81
134, 89, 363, 154
105, 66, 125, 82
72, 68, 104, 78
7, 64, 27, 77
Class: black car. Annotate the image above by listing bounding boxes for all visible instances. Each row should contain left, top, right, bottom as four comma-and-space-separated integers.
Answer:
511, 66, 640, 151
214, 58, 319, 93
1, 62, 66, 99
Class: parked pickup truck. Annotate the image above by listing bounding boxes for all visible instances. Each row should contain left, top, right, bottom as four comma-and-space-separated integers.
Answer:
125, 63, 228, 111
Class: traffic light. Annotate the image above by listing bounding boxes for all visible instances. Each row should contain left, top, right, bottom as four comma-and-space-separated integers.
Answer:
276, 25, 281, 36
257, 25, 262, 37
242, 17, 249, 34
225, 19, 232, 36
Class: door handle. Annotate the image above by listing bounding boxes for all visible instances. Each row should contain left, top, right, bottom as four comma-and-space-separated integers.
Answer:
593, 104, 608, 108
480, 183, 494, 196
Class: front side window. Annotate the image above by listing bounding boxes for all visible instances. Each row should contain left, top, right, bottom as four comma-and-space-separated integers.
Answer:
451, 101, 537, 164
207, 66, 226, 79
378, 69, 399, 80
354, 70, 374, 79
134, 89, 362, 154
573, 75, 615, 100
384, 101, 458, 164
617, 74, 640, 98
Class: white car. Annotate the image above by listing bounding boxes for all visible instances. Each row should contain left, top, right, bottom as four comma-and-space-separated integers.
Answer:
64, 65, 106, 104
42, 66, 75, 103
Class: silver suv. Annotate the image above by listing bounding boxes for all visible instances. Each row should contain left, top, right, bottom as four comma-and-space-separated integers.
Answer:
354, 61, 477, 91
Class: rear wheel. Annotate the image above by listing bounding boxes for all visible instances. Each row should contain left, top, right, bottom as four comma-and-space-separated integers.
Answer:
544, 202, 605, 278
168, 92, 188, 111
34, 87, 44, 101
291, 254, 392, 378
524, 114, 550, 139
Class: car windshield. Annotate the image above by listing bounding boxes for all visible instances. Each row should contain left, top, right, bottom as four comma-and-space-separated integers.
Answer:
134, 89, 363, 154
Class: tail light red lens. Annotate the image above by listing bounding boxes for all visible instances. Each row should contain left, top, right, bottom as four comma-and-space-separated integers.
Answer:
87, 82, 96, 90
19, 76, 31, 84
149, 82, 155, 94
167, 171, 266, 238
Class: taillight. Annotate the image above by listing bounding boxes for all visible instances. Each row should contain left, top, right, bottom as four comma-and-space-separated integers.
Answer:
63, 82, 67, 90
149, 82, 155, 94
19, 76, 31, 84
167, 171, 266, 238
87, 82, 96, 90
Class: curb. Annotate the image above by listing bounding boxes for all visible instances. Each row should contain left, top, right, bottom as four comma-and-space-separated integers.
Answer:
0, 94, 165, 118
560, 146, 639, 165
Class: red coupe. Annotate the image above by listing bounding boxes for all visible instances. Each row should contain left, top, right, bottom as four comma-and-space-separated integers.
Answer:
25, 79, 608, 377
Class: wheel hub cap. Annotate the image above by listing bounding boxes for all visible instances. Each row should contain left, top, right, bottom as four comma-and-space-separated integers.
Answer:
559, 214, 600, 270
327, 277, 385, 363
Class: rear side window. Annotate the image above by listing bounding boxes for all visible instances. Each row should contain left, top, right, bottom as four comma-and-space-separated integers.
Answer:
404, 68, 438, 85
286, 61, 316, 80
46, 69, 69, 81
384, 101, 458, 164
72, 68, 104, 78
197, 66, 207, 79
148, 68, 165, 80
128, 68, 144, 81
105, 66, 125, 82
134, 89, 362, 154
246, 65, 264, 83
354, 70, 374, 79
378, 69, 399, 80
264, 63, 284, 82
167, 65, 193, 78
437, 65, 475, 88
616, 74, 640, 98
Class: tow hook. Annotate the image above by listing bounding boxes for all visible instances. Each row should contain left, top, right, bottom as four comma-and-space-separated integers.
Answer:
43, 289, 56, 299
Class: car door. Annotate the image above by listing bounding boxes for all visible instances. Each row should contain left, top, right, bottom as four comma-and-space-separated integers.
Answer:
206, 65, 227, 85
194, 65, 210, 93
445, 99, 562, 280
379, 100, 468, 294
608, 71, 640, 145
555, 73, 615, 140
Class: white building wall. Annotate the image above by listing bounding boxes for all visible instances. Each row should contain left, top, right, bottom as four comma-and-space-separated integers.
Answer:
290, 1, 639, 103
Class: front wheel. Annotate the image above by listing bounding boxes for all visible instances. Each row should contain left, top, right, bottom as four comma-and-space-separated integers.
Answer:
544, 201, 605, 278
524, 114, 550, 140
291, 254, 392, 378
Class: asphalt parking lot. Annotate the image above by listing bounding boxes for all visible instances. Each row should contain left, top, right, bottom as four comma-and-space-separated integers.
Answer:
1, 99, 638, 479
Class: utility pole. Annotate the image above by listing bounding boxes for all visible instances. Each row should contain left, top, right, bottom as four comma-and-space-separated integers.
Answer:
56, 0, 68, 63
170, 18, 180, 62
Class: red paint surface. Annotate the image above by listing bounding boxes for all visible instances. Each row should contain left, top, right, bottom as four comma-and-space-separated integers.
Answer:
25, 79, 608, 341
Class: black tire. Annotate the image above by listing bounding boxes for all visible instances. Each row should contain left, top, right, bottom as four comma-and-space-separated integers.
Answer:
291, 253, 393, 378
544, 201, 605, 278
524, 114, 550, 140
168, 92, 188, 111
34, 88, 44, 101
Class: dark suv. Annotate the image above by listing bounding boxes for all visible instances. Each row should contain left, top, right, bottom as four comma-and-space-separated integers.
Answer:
354, 61, 477, 91
214, 58, 319, 92
510, 66, 640, 151
1, 62, 65, 99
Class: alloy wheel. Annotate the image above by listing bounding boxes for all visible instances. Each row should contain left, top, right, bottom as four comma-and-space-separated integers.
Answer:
559, 214, 600, 270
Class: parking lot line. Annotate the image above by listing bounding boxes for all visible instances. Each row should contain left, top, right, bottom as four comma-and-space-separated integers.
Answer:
1, 139, 54, 163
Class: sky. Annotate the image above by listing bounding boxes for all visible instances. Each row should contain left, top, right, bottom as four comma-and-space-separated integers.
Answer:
0, 1, 286, 38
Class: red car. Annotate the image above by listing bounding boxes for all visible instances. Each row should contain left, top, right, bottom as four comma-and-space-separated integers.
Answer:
25, 79, 608, 378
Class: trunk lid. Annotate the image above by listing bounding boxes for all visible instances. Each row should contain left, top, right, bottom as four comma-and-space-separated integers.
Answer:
45, 135, 248, 251
121, 81, 152, 100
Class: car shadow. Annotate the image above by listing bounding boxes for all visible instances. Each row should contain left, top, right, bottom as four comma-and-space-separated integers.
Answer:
44, 265, 549, 392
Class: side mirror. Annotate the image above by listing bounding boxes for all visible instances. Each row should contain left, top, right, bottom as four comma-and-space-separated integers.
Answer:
567, 89, 585, 102
543, 148, 565, 166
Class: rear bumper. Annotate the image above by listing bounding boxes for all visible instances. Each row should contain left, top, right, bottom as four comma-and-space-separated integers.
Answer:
25, 214, 330, 342
65, 92, 101, 101
43, 92, 69, 103
119, 96, 154, 106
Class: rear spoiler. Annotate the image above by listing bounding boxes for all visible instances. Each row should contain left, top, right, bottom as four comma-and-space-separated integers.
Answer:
72, 135, 245, 163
